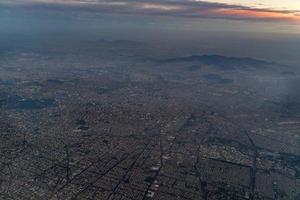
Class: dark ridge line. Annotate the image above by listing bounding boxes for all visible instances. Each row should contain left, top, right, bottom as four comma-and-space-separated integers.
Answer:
149, 54, 281, 67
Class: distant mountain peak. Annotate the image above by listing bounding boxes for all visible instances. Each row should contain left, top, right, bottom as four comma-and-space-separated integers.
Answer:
156, 54, 275, 70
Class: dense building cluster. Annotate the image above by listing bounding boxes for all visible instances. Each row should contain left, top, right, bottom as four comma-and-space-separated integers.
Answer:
0, 41, 299, 200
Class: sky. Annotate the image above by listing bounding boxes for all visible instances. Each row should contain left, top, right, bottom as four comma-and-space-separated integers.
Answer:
0, 1, 300, 65
1, 0, 300, 23
205, 0, 300, 10
1, 0, 299, 36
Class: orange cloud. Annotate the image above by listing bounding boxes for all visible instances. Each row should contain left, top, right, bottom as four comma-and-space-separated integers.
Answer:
213, 8, 300, 21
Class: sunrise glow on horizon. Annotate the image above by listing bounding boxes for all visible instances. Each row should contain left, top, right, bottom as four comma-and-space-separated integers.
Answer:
1, 0, 300, 25
203, 0, 300, 11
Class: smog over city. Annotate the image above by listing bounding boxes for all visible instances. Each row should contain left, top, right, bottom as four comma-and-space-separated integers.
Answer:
1, 1, 300, 200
